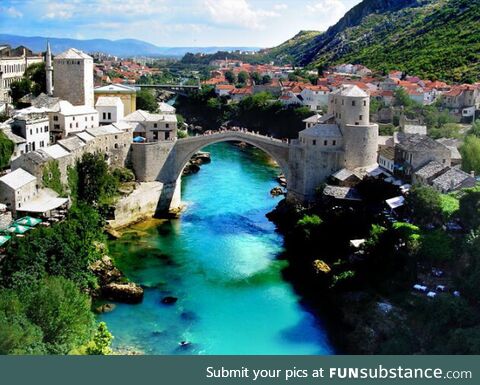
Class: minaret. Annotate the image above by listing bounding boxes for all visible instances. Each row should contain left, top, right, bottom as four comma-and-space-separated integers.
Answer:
46, 41, 53, 96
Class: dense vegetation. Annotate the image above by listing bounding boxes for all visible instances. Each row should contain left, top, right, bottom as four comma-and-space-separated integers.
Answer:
269, 181, 480, 354
0, 153, 126, 354
9, 62, 47, 107
259, 0, 480, 82
175, 87, 313, 138
0, 131, 15, 170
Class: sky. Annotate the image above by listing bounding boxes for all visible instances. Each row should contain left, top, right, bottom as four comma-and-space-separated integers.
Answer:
0, 0, 362, 48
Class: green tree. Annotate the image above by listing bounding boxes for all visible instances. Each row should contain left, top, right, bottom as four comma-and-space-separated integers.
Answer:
225, 70, 236, 84
9, 78, 32, 107
1, 202, 104, 290
0, 131, 14, 169
405, 185, 443, 226
23, 276, 95, 354
24, 62, 46, 96
261, 74, 272, 84
458, 190, 480, 231
237, 71, 248, 84
296, 214, 322, 241
418, 230, 453, 262
42, 160, 65, 196
0, 290, 44, 354
461, 135, 480, 174
469, 119, 480, 137
251, 72, 261, 84
136, 89, 157, 112
86, 322, 113, 355
76, 153, 118, 205
393, 88, 413, 107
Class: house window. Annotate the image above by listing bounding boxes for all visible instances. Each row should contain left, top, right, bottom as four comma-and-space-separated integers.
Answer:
107, 112, 111, 120
333, 140, 336, 146
342, 99, 344, 105
166, 124, 169, 128
154, 123, 158, 128
30, 129, 32, 135
85, 117, 87, 121
312, 140, 316, 145
91, 116, 94, 121
324, 140, 328, 146
352, 101, 356, 106
363, 100, 367, 106
355, 122, 359, 125
103, 112, 106, 120
359, 115, 363, 120
73, 116, 75, 121
36, 127, 38, 134
53, 116, 58, 121
114, 143, 118, 149
54, 124, 60, 130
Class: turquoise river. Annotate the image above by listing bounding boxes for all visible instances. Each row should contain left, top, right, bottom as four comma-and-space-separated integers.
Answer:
99, 142, 333, 355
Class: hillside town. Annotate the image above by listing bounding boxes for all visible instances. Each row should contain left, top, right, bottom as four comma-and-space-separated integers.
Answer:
1, 43, 480, 236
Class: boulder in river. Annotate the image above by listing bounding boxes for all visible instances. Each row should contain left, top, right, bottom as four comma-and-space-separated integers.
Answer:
95, 303, 117, 314
103, 282, 144, 304
270, 186, 285, 197
161, 296, 178, 305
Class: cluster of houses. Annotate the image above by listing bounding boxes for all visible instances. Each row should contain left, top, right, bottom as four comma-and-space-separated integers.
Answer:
93, 58, 161, 86
207, 63, 480, 120
0, 45, 177, 226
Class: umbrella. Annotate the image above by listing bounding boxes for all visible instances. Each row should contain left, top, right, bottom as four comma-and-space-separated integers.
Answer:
15, 216, 42, 227
0, 235, 11, 246
6, 224, 32, 234
133, 136, 146, 143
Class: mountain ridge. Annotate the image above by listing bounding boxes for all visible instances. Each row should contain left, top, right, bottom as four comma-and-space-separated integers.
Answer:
0, 34, 260, 57
262, 0, 480, 82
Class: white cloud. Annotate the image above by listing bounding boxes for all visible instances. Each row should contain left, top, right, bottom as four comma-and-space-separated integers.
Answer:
43, 2, 74, 19
306, 0, 346, 16
1, 6, 23, 18
203, 0, 280, 30
97, 0, 166, 16
273, 4, 288, 11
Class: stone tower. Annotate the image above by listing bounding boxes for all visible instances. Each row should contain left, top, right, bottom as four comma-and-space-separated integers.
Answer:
45, 42, 53, 96
328, 85, 378, 169
53, 48, 94, 107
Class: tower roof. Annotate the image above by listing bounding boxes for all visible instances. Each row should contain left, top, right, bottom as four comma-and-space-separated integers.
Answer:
332, 84, 368, 98
54, 48, 92, 60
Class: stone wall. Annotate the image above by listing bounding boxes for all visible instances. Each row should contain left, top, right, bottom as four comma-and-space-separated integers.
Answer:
108, 181, 164, 229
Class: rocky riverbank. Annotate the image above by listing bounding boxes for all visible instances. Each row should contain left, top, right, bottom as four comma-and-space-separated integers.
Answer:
90, 255, 144, 305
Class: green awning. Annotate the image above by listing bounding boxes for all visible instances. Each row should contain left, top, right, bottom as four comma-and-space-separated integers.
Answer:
0, 235, 11, 246
6, 224, 32, 234
15, 216, 42, 227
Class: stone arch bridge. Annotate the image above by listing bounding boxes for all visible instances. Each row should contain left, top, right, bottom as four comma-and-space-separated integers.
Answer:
131, 130, 293, 212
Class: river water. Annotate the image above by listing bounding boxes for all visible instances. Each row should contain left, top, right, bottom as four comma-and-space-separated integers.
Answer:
99, 142, 333, 355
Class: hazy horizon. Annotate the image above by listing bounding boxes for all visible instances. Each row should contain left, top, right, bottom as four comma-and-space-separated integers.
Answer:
0, 0, 361, 48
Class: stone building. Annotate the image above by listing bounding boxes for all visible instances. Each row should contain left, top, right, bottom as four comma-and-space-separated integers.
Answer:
288, 85, 379, 202
0, 168, 38, 215
96, 96, 124, 125
53, 48, 94, 107
94, 84, 137, 115
124, 110, 177, 142
49, 100, 99, 141
11, 122, 133, 186
394, 133, 451, 178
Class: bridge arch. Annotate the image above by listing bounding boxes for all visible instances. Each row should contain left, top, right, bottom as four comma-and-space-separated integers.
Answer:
173, 133, 290, 184
154, 131, 291, 213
